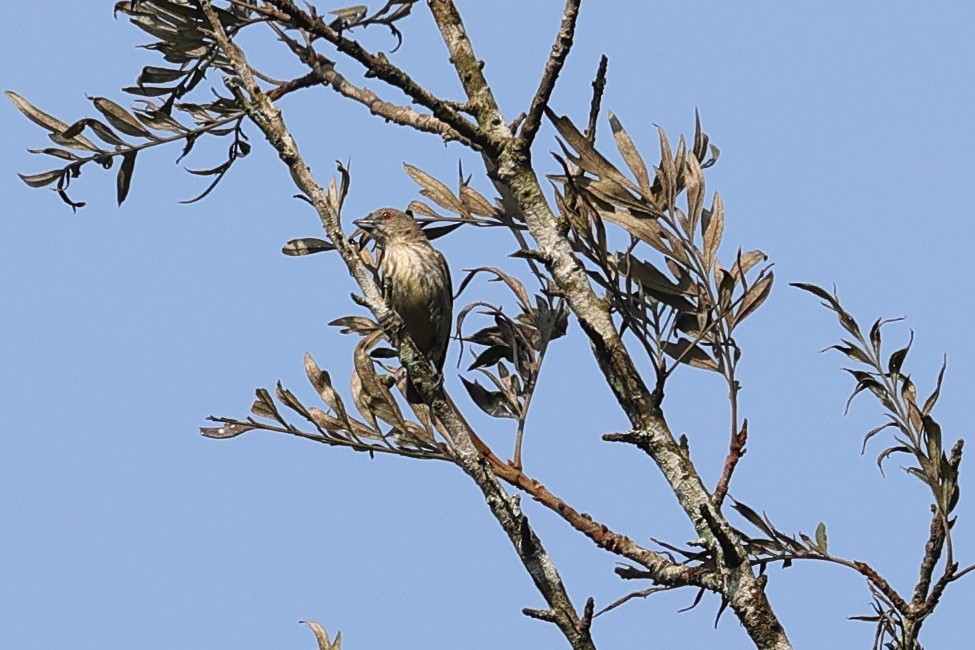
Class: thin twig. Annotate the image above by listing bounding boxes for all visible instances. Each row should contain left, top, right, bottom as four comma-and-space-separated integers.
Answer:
312, 58, 472, 146
519, 0, 582, 148
584, 55, 608, 144
853, 561, 910, 614
261, 0, 489, 149
713, 420, 747, 507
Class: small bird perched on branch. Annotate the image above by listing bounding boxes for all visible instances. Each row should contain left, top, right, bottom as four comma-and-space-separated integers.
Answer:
354, 208, 453, 381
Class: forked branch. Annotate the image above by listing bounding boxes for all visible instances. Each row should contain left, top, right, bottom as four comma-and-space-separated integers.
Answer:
198, 3, 594, 647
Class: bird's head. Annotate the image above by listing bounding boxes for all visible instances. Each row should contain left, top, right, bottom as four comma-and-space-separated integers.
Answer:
354, 208, 425, 245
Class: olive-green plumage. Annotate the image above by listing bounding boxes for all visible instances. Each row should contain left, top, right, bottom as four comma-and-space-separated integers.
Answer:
355, 208, 453, 372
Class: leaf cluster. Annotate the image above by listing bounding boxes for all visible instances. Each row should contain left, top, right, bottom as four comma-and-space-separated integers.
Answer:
203, 319, 448, 460
547, 110, 772, 386
793, 283, 960, 516
454, 268, 568, 423
9, 1, 260, 209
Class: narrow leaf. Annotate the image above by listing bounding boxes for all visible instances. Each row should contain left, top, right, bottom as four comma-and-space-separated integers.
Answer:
734, 272, 774, 325
662, 339, 720, 372
404, 164, 466, 216
860, 421, 897, 454
116, 150, 137, 205
201, 422, 255, 439
922, 356, 948, 415
730, 249, 767, 281
790, 282, 841, 311
461, 377, 517, 419
300, 619, 343, 650
5, 90, 69, 133
608, 111, 652, 197
92, 96, 155, 138
545, 108, 638, 191
459, 184, 497, 217
18, 170, 63, 188
887, 331, 913, 375
702, 192, 724, 271
282, 238, 336, 256
731, 499, 778, 540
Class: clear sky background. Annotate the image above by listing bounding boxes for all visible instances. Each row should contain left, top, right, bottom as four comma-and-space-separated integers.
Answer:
2, 2, 973, 648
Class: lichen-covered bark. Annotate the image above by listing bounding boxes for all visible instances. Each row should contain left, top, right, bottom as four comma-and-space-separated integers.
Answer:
495, 160, 792, 650
199, 4, 595, 648
427, 1, 793, 646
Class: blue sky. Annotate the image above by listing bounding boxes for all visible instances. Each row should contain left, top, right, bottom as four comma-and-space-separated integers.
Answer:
2, 2, 973, 648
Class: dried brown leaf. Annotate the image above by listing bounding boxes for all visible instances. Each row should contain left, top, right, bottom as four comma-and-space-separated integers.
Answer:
352, 334, 406, 429
459, 184, 497, 217
735, 272, 774, 326
116, 150, 137, 205
92, 97, 155, 138
18, 170, 63, 188
608, 111, 652, 198
662, 338, 720, 372
684, 152, 705, 230
702, 193, 724, 271
617, 254, 690, 296
5, 91, 69, 133
282, 238, 336, 256
304, 353, 351, 427
546, 109, 639, 191
730, 249, 767, 281
404, 164, 466, 216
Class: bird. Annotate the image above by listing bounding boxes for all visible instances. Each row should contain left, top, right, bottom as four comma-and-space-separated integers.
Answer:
354, 208, 453, 380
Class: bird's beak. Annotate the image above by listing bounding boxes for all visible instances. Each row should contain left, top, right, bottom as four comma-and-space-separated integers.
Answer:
353, 215, 377, 234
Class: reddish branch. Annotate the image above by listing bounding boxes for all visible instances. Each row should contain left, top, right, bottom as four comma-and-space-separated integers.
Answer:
713, 419, 748, 507
210, 1, 796, 646
487, 452, 720, 590
200, 5, 596, 647
853, 561, 909, 613
266, 71, 322, 100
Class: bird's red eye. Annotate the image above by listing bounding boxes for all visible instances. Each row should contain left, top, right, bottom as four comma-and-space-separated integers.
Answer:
381, 211, 391, 220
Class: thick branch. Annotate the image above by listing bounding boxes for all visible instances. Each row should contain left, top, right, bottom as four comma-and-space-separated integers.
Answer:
200, 5, 593, 648
518, 0, 582, 148
509, 72, 796, 650
424, 2, 792, 646
425, 0, 509, 143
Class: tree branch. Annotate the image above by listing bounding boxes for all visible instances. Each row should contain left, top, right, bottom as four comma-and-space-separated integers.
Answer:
493, 459, 719, 590
911, 506, 946, 607
713, 420, 748, 507
518, 0, 582, 149
311, 57, 473, 146
584, 55, 608, 144
199, 5, 593, 647
423, 2, 792, 645
260, 0, 489, 149
425, 0, 509, 143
